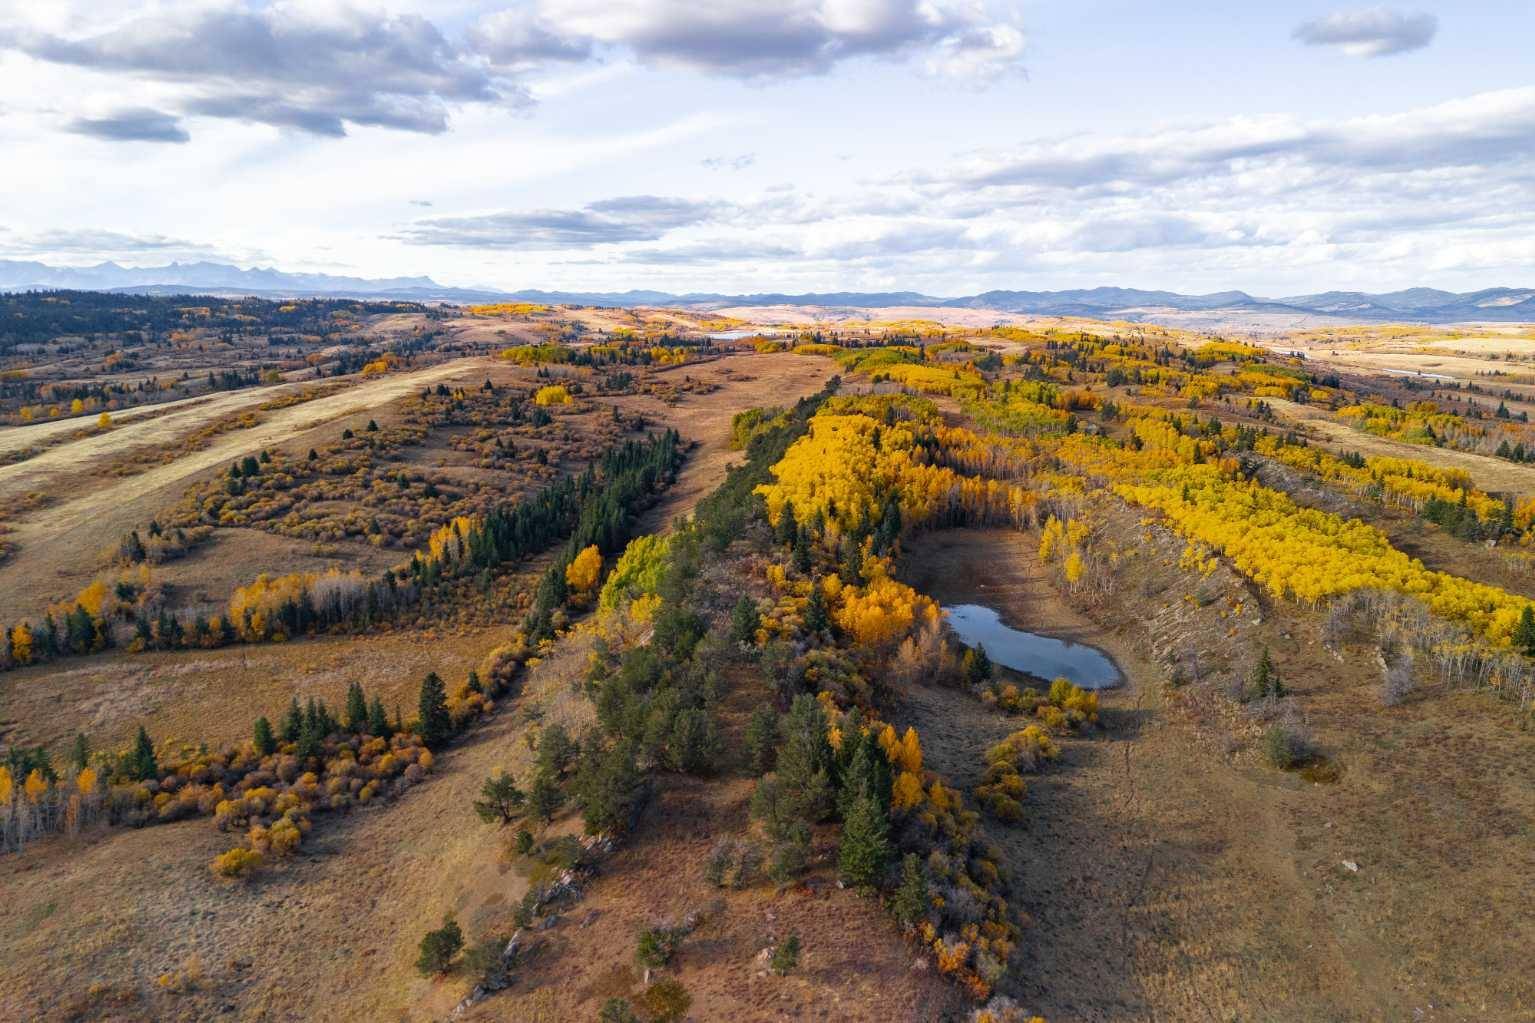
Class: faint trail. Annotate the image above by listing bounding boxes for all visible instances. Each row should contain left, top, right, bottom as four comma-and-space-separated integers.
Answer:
0, 390, 232, 456
2, 359, 487, 537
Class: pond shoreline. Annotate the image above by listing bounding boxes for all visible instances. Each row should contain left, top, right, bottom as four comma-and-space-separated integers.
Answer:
943, 601, 1124, 690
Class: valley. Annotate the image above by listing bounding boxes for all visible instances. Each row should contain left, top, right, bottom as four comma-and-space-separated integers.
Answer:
2, 296, 1535, 1023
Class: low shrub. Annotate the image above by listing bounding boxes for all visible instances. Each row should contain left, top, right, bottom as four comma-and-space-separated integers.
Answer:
209, 846, 262, 879
770, 934, 801, 975
635, 925, 685, 969
635, 978, 691, 1023
1262, 723, 1310, 770
415, 913, 464, 975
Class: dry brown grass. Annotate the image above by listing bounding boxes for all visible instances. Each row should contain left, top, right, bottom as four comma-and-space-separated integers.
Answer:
1267, 396, 1535, 495
0, 359, 490, 621
899, 525, 1535, 1021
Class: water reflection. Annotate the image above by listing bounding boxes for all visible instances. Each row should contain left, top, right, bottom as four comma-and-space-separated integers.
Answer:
943, 603, 1121, 690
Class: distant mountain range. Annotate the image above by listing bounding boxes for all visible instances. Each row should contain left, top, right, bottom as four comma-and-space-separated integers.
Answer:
2, 260, 1533, 323
0, 260, 507, 303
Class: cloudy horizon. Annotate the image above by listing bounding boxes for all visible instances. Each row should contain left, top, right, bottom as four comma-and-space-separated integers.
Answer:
0, 1, 1531, 296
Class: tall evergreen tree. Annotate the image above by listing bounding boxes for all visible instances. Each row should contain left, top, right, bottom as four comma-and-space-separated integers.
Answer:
574, 738, 641, 835
128, 725, 157, 781
774, 503, 798, 546
729, 595, 760, 646
344, 681, 368, 732
368, 695, 392, 738
838, 793, 891, 889
280, 697, 303, 742
70, 732, 91, 773
745, 707, 779, 776
1250, 647, 1278, 699
1516, 606, 1535, 657
252, 716, 276, 757
803, 582, 829, 634
838, 730, 891, 817
966, 644, 994, 685
892, 853, 929, 928
296, 710, 323, 761
418, 671, 451, 746
776, 694, 833, 822
791, 528, 813, 574
527, 765, 565, 824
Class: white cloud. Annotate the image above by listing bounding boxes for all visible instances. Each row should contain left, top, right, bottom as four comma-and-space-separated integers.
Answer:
1293, 7, 1438, 58
4, 2, 518, 137
0, 0, 1025, 143
529, 0, 1025, 79
553, 87, 1535, 289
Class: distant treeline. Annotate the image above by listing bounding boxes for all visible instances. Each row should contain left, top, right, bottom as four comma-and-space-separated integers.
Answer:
0, 291, 428, 350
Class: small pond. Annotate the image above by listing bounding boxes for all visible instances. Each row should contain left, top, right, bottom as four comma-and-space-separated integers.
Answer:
943, 603, 1122, 690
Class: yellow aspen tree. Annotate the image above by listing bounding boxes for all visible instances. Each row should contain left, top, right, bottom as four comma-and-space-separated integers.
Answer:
10, 623, 31, 665
891, 770, 925, 811
897, 727, 923, 774
565, 545, 602, 593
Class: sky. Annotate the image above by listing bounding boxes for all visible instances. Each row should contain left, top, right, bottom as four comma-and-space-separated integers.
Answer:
0, 0, 1531, 297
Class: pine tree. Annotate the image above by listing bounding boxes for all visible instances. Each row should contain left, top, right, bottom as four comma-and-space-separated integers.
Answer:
574, 738, 640, 835
745, 707, 778, 776
128, 725, 157, 781
774, 503, 798, 546
536, 723, 577, 778
729, 595, 759, 646
837, 792, 890, 889
344, 681, 367, 732
472, 773, 526, 825
750, 777, 811, 881
415, 913, 464, 975
838, 730, 890, 817
253, 716, 276, 756
70, 732, 91, 773
792, 528, 813, 573
296, 709, 323, 761
368, 695, 392, 738
528, 765, 564, 825
964, 643, 993, 685
1250, 647, 1277, 699
891, 852, 929, 928
280, 697, 303, 742
1516, 606, 1535, 657
804, 583, 829, 634
418, 671, 451, 746
776, 694, 833, 822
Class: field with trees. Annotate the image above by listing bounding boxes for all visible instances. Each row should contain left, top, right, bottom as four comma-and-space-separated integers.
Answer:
2, 297, 1534, 1021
